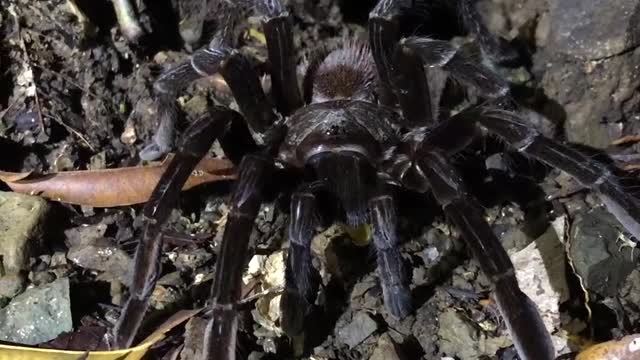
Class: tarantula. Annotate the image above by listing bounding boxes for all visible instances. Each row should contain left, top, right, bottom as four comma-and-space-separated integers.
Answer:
107, 0, 640, 359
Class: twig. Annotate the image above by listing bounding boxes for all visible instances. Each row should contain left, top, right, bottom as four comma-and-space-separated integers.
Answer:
42, 114, 96, 151
239, 285, 284, 305
30, 63, 102, 100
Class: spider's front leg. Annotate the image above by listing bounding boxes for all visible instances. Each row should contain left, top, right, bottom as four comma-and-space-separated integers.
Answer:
203, 124, 286, 360
255, 0, 303, 115
112, 106, 242, 348
203, 154, 275, 360
141, 0, 289, 161
280, 183, 322, 335
369, 0, 433, 121
368, 0, 513, 119
457, 0, 519, 64
369, 192, 413, 318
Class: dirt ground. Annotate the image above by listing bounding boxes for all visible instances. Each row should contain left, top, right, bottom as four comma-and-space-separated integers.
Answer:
1, 0, 640, 359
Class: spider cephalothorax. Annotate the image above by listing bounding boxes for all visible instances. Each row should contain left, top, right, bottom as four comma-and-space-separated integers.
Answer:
109, 1, 640, 359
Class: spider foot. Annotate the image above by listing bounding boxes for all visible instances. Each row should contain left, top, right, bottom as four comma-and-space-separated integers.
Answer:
382, 282, 413, 319
280, 285, 309, 336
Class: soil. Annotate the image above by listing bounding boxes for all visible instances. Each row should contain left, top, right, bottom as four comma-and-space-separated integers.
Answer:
1, 0, 640, 359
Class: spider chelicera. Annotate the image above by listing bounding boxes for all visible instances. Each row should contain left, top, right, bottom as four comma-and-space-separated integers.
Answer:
108, 0, 640, 359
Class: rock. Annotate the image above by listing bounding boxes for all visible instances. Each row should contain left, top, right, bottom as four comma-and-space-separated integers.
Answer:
437, 305, 513, 359
157, 271, 184, 287
412, 298, 440, 356
0, 191, 48, 272
548, 0, 640, 60
0, 272, 26, 299
0, 277, 72, 345
180, 316, 207, 360
536, 47, 640, 149
252, 294, 283, 335
67, 244, 132, 284
511, 223, 571, 355
511, 224, 570, 332
437, 309, 480, 359
64, 223, 107, 247
569, 208, 637, 297
169, 247, 212, 271
336, 311, 378, 348
263, 251, 285, 288
29, 270, 56, 286
370, 333, 403, 360
149, 285, 181, 310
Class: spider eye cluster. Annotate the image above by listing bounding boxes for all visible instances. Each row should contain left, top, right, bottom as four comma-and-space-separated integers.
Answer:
311, 41, 376, 103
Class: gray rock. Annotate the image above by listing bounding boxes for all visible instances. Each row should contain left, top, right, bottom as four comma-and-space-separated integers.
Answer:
537, 47, 640, 148
170, 247, 212, 271
0, 191, 48, 272
370, 333, 403, 360
149, 285, 181, 310
0, 272, 26, 299
64, 223, 107, 247
548, 0, 640, 60
28, 270, 56, 286
437, 309, 480, 359
336, 311, 378, 348
180, 316, 207, 360
569, 208, 637, 297
0, 277, 72, 345
67, 244, 132, 284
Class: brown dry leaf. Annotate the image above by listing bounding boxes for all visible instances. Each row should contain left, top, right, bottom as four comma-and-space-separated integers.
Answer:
575, 334, 640, 360
0, 156, 235, 207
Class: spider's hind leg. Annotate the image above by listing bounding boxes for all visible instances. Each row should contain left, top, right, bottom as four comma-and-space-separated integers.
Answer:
416, 151, 555, 360
480, 109, 640, 242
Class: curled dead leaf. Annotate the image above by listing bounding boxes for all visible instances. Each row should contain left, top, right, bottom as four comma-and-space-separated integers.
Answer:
0, 156, 235, 207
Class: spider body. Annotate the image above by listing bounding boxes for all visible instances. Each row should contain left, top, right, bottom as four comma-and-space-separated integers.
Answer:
281, 99, 399, 167
108, 1, 640, 359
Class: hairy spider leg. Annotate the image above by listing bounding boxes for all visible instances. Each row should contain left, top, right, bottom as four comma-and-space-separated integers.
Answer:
369, 193, 413, 318
141, 47, 274, 161
457, 0, 519, 64
112, 107, 236, 348
479, 109, 640, 242
141, 0, 301, 161
257, 0, 304, 114
203, 154, 276, 360
400, 36, 508, 98
416, 151, 555, 360
369, 0, 433, 122
309, 152, 412, 320
281, 173, 413, 334
397, 0, 518, 64
280, 184, 323, 336
382, 109, 555, 359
